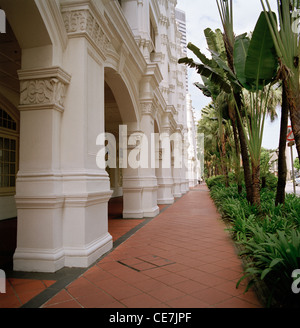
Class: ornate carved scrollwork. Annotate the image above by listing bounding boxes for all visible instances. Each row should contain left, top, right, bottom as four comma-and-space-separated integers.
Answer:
62, 9, 110, 56
20, 79, 67, 107
18, 67, 71, 112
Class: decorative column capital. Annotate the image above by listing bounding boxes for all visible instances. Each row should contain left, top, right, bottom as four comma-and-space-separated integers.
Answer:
18, 66, 71, 113
140, 101, 157, 119
61, 4, 110, 59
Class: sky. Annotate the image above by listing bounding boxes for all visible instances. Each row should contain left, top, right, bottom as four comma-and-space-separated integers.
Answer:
176, 0, 297, 156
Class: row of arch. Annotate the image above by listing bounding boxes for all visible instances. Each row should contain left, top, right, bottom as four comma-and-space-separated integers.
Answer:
0, 0, 190, 272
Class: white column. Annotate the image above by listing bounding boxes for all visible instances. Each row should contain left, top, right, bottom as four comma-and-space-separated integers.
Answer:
59, 4, 113, 268
14, 67, 71, 273
156, 115, 174, 205
122, 124, 144, 219
140, 108, 159, 216
181, 136, 189, 195
122, 105, 159, 218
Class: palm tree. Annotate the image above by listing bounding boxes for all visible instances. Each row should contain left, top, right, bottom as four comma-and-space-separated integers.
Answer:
261, 0, 300, 162
233, 12, 278, 207
198, 101, 235, 184
179, 29, 243, 192
216, 0, 253, 203
198, 104, 221, 177
204, 28, 243, 192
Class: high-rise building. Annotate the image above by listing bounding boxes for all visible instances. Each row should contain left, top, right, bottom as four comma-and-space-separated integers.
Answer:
175, 8, 187, 55
176, 8, 199, 184
175, 8, 188, 92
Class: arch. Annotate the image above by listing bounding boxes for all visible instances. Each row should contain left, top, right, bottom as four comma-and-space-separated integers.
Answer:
104, 67, 139, 126
154, 119, 160, 134
0, 0, 64, 68
0, 0, 51, 49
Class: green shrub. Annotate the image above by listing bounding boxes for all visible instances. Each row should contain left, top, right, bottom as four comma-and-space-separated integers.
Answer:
206, 175, 226, 189
282, 194, 300, 228
207, 175, 300, 307
264, 173, 278, 191
237, 229, 300, 307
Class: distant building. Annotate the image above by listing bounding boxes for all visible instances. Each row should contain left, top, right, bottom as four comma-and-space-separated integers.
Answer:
175, 8, 188, 93
175, 8, 199, 185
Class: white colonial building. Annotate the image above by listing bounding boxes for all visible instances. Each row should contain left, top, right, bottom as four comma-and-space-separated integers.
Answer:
0, 0, 198, 273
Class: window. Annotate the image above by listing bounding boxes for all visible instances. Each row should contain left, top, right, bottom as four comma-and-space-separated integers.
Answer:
0, 108, 18, 195
0, 109, 17, 131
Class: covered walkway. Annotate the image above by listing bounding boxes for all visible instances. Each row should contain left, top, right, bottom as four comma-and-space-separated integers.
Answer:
0, 185, 262, 308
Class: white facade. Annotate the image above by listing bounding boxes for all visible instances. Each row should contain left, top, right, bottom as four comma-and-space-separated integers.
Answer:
0, 0, 196, 273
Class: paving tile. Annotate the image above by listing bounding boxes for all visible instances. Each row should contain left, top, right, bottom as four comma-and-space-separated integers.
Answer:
133, 278, 167, 293
0, 278, 57, 308
197, 263, 223, 274
97, 261, 125, 272
213, 280, 246, 297
147, 285, 186, 302
172, 280, 208, 294
84, 266, 114, 284
9, 278, 45, 293
154, 272, 189, 286
191, 287, 233, 305
163, 263, 189, 273
213, 268, 243, 281
166, 295, 210, 308
91, 275, 121, 289
17, 289, 46, 305
130, 262, 157, 271
121, 293, 165, 308
75, 290, 118, 308
213, 297, 260, 308
111, 268, 151, 284
0, 294, 21, 308
191, 272, 229, 288
42, 289, 73, 307
43, 280, 56, 288
236, 290, 263, 307
44, 299, 82, 308
177, 268, 205, 280
97, 280, 142, 301
141, 267, 170, 278
66, 277, 104, 299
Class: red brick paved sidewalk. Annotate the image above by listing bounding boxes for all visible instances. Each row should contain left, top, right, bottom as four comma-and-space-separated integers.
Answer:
41, 185, 262, 308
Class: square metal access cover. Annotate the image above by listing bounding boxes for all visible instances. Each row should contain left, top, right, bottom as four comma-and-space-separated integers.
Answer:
118, 255, 175, 272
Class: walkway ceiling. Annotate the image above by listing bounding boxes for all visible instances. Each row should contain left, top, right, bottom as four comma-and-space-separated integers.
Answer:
0, 21, 21, 94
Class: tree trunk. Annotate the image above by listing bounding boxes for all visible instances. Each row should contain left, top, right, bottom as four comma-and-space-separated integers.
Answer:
289, 91, 300, 162
218, 139, 229, 187
221, 134, 229, 187
234, 93, 253, 203
275, 83, 288, 206
252, 162, 261, 207
230, 117, 242, 194
222, 32, 252, 202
